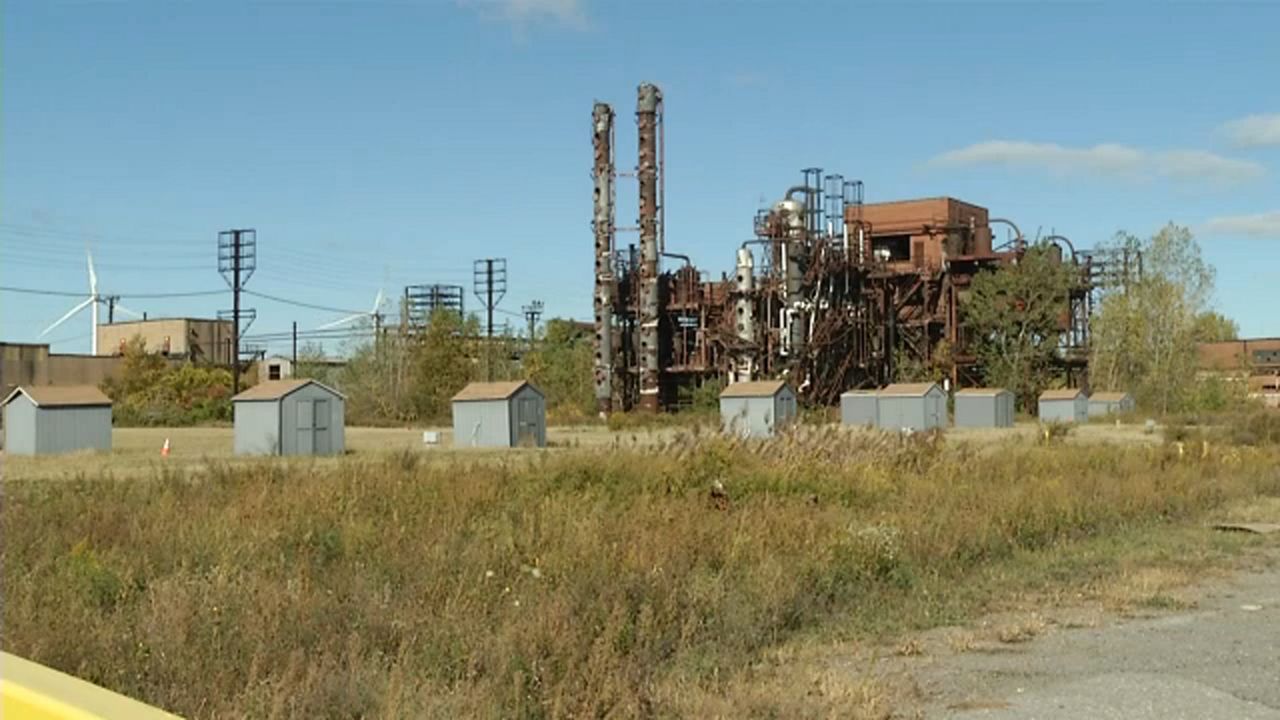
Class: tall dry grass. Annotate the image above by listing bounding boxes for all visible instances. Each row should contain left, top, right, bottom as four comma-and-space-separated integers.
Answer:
2, 428, 1277, 718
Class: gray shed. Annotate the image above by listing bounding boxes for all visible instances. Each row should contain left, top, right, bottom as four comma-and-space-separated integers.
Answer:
232, 379, 345, 456
954, 388, 1015, 428
451, 381, 546, 448
1038, 388, 1088, 424
1, 385, 112, 455
720, 380, 797, 439
1088, 391, 1135, 418
876, 382, 947, 431
840, 390, 878, 427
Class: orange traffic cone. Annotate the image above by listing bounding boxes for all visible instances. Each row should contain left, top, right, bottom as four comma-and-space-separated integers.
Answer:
161, 438, 171, 458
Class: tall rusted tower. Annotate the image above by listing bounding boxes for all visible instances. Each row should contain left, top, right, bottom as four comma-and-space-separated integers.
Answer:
591, 101, 616, 414
636, 83, 663, 411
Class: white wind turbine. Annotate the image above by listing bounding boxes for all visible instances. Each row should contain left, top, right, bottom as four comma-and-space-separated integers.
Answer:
317, 289, 386, 331
39, 251, 143, 354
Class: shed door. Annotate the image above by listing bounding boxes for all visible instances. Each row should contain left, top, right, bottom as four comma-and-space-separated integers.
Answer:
296, 399, 315, 454
928, 393, 943, 428
516, 397, 538, 446
313, 399, 331, 454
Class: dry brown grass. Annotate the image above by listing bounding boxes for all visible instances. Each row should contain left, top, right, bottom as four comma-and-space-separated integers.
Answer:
2, 429, 1278, 718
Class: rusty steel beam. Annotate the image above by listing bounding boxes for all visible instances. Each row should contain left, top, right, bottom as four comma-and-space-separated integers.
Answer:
636, 82, 662, 411
591, 102, 617, 414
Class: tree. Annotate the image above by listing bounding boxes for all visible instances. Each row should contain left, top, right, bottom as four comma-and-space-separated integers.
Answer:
102, 335, 234, 425
1191, 311, 1239, 343
407, 310, 480, 421
522, 319, 594, 418
966, 244, 1079, 410
1090, 224, 1236, 414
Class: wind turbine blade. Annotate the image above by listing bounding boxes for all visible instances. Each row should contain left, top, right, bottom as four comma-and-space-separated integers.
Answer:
317, 314, 362, 330
41, 297, 95, 336
370, 289, 385, 314
87, 251, 98, 295
114, 303, 145, 319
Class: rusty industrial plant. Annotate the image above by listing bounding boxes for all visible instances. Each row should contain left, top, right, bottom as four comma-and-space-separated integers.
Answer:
593, 83, 1117, 412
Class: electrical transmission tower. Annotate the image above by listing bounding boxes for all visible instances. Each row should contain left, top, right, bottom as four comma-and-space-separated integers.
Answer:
473, 258, 507, 380
522, 300, 544, 345
218, 229, 257, 394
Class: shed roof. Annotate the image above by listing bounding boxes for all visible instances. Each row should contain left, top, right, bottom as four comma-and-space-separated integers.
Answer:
452, 380, 541, 402
1039, 388, 1085, 400
840, 389, 878, 397
232, 379, 345, 402
720, 380, 790, 398
3, 385, 112, 408
955, 387, 1010, 396
879, 382, 941, 397
1090, 391, 1132, 402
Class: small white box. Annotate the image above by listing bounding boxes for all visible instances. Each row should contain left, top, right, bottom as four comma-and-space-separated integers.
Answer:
422, 430, 441, 445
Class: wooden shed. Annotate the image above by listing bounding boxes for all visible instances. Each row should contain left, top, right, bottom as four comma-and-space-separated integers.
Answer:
719, 380, 797, 438
232, 379, 346, 456
2, 385, 112, 455
451, 381, 546, 448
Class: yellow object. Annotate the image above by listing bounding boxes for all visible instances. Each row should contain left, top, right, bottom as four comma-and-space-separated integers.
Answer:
1, 652, 181, 720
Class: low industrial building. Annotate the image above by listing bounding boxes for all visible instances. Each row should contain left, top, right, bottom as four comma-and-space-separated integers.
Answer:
97, 317, 234, 364
954, 388, 1015, 428
451, 381, 546, 448
1088, 391, 1135, 418
232, 379, 345, 456
719, 380, 797, 439
2, 385, 113, 455
876, 382, 947, 431
1038, 388, 1088, 424
840, 390, 878, 427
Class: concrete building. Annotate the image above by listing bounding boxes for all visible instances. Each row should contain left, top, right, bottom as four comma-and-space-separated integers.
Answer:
1038, 388, 1088, 424
719, 380, 797, 439
876, 382, 947, 431
97, 318, 234, 364
954, 388, 1015, 428
840, 390, 878, 427
451, 381, 547, 448
1, 343, 127, 401
2, 385, 112, 455
1088, 391, 1135, 418
232, 379, 345, 456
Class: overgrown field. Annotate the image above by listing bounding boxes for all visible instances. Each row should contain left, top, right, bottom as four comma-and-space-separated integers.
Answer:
2, 427, 1278, 718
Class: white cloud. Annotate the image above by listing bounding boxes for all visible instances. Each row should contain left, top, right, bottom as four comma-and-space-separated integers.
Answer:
1218, 113, 1280, 148
1155, 150, 1265, 182
1200, 211, 1280, 238
931, 140, 1264, 185
462, 0, 588, 31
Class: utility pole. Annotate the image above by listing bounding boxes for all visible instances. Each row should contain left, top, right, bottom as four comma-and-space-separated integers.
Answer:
105, 296, 118, 324
218, 229, 257, 394
522, 300, 544, 346
472, 258, 507, 380
292, 321, 298, 367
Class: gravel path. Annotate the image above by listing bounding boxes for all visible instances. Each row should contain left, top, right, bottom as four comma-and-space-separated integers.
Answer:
920, 563, 1280, 719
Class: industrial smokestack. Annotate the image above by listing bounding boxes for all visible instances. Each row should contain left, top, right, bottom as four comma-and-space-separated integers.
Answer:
636, 82, 662, 411
592, 102, 616, 414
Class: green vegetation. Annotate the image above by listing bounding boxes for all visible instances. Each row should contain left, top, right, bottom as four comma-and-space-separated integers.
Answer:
1091, 224, 1242, 413
4, 427, 1277, 718
523, 319, 595, 423
967, 243, 1079, 409
102, 336, 235, 426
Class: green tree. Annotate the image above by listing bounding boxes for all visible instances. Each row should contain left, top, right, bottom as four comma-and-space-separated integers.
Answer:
966, 243, 1079, 410
408, 310, 480, 421
522, 319, 594, 419
1190, 310, 1239, 343
102, 336, 235, 425
1090, 224, 1234, 414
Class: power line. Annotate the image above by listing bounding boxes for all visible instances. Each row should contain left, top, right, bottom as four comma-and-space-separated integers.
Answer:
0, 285, 87, 297
242, 289, 365, 315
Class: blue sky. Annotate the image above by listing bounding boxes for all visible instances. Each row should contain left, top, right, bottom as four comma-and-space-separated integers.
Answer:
3, 0, 1278, 356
